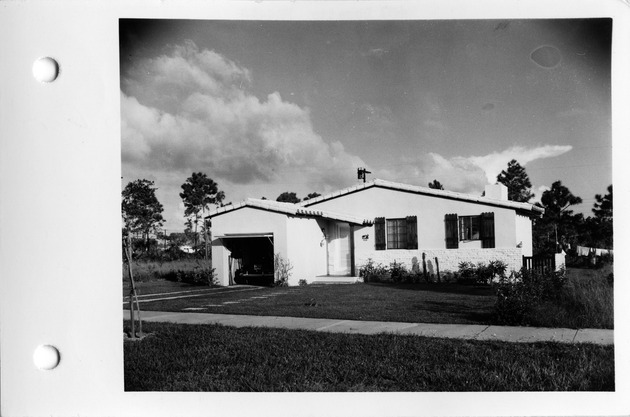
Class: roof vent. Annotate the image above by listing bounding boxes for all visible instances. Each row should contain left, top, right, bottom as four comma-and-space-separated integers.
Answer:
484, 183, 508, 201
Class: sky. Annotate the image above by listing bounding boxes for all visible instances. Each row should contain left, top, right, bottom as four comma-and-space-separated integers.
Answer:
119, 19, 612, 232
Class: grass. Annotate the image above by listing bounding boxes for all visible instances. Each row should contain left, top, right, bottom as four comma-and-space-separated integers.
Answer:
123, 258, 213, 282
123, 263, 613, 329
523, 266, 614, 329
124, 321, 614, 392
134, 282, 497, 325
123, 279, 211, 297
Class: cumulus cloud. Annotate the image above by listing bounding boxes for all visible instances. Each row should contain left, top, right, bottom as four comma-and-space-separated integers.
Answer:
121, 41, 366, 227
122, 41, 365, 185
122, 40, 252, 112
377, 145, 572, 195
468, 145, 572, 183
378, 152, 488, 194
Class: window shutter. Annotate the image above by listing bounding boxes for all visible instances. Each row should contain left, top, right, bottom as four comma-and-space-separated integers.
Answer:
406, 216, 418, 249
374, 217, 386, 250
481, 212, 495, 248
445, 214, 459, 249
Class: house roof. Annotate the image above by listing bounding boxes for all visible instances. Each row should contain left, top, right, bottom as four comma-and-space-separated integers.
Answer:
299, 179, 544, 215
206, 198, 374, 226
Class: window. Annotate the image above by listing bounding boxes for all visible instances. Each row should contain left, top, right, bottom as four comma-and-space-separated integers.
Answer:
445, 212, 495, 249
459, 216, 480, 241
374, 216, 417, 250
387, 219, 407, 249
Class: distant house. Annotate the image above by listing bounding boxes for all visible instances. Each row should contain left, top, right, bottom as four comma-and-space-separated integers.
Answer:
207, 179, 543, 286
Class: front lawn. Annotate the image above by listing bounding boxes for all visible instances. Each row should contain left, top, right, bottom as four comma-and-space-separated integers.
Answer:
123, 279, 209, 297
136, 282, 497, 325
124, 321, 614, 392
125, 265, 613, 329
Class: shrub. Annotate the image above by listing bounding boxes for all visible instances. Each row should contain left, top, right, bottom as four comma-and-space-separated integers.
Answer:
123, 258, 218, 286
456, 260, 507, 285
456, 262, 477, 284
162, 260, 217, 286
389, 260, 409, 283
274, 254, 293, 287
440, 271, 457, 283
359, 259, 390, 283
404, 271, 423, 284
494, 282, 531, 326
493, 267, 568, 326
298, 279, 308, 286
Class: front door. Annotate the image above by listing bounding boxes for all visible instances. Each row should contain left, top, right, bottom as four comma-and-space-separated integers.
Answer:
327, 222, 351, 276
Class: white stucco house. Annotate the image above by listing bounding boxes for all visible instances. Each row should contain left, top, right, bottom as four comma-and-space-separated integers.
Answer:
207, 179, 544, 286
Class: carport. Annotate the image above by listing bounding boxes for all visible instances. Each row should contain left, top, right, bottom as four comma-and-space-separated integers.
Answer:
217, 233, 274, 286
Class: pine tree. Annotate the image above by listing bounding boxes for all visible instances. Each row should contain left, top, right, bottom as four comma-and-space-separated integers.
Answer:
180, 172, 225, 257
496, 159, 534, 202
589, 184, 613, 248
593, 185, 612, 221
533, 180, 582, 254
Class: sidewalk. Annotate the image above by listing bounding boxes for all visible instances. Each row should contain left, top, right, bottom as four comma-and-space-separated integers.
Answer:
123, 310, 613, 345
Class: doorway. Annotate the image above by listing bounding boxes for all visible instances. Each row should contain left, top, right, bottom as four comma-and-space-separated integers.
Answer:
219, 234, 274, 286
327, 223, 352, 276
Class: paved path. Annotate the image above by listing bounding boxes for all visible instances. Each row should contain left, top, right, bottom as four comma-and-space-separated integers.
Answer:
123, 310, 613, 345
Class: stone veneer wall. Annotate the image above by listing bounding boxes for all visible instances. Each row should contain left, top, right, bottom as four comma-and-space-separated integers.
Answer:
356, 248, 523, 276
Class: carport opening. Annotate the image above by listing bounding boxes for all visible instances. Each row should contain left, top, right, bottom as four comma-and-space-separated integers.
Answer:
221, 234, 274, 286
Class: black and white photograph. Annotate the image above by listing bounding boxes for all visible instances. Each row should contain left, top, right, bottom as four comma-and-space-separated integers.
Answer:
119, 18, 615, 392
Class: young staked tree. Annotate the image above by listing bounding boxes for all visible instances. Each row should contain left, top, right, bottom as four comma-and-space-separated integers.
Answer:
121, 179, 165, 251
180, 172, 225, 257
428, 179, 444, 190
496, 159, 534, 202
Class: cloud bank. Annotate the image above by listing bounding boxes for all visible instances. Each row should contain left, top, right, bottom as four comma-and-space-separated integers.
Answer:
122, 41, 365, 193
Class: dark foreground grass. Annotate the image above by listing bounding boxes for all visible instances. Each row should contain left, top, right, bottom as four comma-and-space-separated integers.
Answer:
136, 282, 496, 325
124, 321, 614, 392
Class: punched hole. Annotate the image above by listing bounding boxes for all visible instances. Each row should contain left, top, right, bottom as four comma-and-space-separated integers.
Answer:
33, 344, 60, 370
32, 57, 59, 83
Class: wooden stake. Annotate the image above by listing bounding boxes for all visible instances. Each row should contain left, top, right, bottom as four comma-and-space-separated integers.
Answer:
435, 257, 441, 283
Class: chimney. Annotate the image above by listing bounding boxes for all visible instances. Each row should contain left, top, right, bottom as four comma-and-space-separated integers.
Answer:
485, 183, 508, 201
